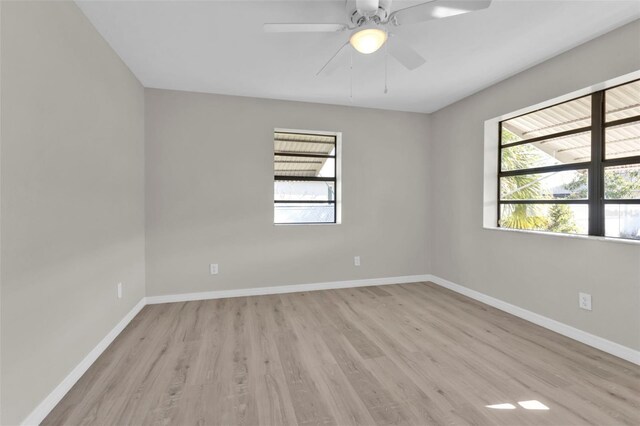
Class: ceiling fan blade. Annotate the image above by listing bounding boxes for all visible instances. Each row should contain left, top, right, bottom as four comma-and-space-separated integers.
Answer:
356, 0, 380, 15
390, 0, 492, 26
388, 36, 426, 70
316, 42, 351, 76
263, 23, 347, 33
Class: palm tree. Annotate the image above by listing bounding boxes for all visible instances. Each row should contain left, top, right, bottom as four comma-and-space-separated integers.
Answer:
499, 129, 550, 230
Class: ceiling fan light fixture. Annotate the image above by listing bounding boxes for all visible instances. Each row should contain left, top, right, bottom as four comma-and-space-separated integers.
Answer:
349, 28, 387, 54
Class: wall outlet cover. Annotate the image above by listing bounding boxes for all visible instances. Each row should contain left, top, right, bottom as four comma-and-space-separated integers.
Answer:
210, 263, 219, 275
578, 292, 592, 311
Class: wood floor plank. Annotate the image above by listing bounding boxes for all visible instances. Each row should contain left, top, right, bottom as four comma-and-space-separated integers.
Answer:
248, 296, 298, 426
308, 293, 413, 425
309, 290, 386, 361
44, 282, 640, 426
280, 293, 377, 426
276, 330, 337, 426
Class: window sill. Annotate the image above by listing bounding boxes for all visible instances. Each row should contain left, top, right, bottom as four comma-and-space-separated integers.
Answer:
274, 222, 340, 226
483, 226, 640, 246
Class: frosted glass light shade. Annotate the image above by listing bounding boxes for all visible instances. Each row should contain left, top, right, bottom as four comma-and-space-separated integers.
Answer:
349, 28, 387, 54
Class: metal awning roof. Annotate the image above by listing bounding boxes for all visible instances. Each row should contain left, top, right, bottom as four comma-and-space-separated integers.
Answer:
274, 132, 335, 177
503, 80, 640, 164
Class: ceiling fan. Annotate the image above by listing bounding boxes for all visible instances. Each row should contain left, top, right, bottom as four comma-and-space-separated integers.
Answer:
264, 0, 492, 76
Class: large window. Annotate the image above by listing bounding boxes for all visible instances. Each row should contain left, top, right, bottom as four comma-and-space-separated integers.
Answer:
274, 130, 338, 224
498, 79, 640, 240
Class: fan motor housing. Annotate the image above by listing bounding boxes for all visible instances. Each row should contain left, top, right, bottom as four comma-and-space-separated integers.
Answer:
347, 0, 392, 26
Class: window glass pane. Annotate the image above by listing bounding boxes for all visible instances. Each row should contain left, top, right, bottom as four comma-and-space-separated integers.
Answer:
317, 158, 335, 178
606, 80, 640, 122
274, 203, 335, 224
500, 204, 588, 234
604, 165, 640, 200
605, 121, 640, 160
605, 204, 640, 240
275, 181, 335, 201
274, 155, 335, 178
501, 96, 591, 144
501, 131, 590, 171
500, 170, 587, 201
274, 131, 337, 225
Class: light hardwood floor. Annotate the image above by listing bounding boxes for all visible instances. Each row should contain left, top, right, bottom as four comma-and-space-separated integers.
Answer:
44, 282, 640, 426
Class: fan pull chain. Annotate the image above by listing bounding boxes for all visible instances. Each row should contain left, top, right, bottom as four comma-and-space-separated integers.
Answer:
349, 49, 354, 102
384, 37, 389, 94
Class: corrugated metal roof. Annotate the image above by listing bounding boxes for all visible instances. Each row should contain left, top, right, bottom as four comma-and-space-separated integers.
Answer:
503, 80, 640, 164
274, 140, 335, 155
274, 155, 325, 177
606, 81, 640, 121
503, 96, 591, 141
274, 132, 335, 177
606, 121, 640, 160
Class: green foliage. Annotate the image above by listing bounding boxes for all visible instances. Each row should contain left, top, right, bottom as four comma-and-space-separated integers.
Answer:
502, 144, 546, 172
565, 168, 640, 199
603, 169, 640, 199
500, 125, 640, 235
500, 128, 549, 230
547, 204, 578, 233
500, 204, 549, 230
563, 170, 588, 199
500, 128, 582, 233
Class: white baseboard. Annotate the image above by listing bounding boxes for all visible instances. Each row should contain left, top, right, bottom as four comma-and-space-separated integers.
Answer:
428, 274, 640, 366
145, 274, 433, 304
21, 297, 147, 426
21, 272, 639, 425
23, 276, 432, 425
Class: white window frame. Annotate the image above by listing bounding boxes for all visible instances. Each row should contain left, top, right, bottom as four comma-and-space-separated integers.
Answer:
483, 70, 640, 245
273, 128, 342, 225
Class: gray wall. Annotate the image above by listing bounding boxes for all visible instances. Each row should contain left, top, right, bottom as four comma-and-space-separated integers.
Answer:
430, 20, 640, 351
0, 2, 146, 424
1, 2, 638, 423
145, 89, 431, 296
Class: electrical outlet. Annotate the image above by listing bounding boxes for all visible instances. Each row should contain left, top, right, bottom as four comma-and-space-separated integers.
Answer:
210, 263, 219, 275
117, 282, 123, 299
579, 292, 592, 311
354, 256, 361, 267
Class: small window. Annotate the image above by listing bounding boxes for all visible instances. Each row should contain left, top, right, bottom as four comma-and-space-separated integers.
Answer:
498, 79, 640, 240
274, 130, 338, 224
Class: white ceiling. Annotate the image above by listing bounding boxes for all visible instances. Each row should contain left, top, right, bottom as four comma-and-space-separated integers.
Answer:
76, 0, 640, 113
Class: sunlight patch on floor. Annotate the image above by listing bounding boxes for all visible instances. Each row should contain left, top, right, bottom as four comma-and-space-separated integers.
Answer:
486, 400, 550, 411
518, 400, 550, 410
485, 403, 517, 410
